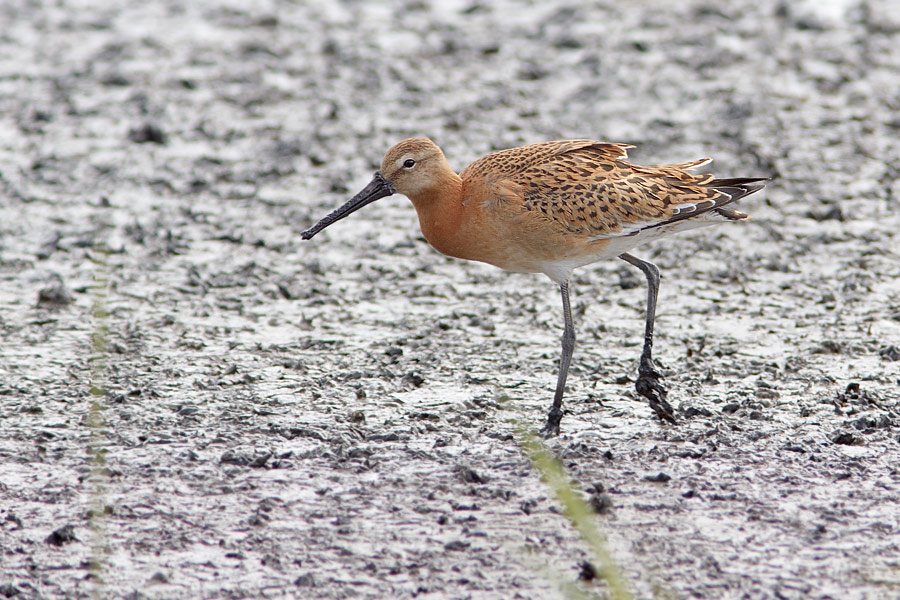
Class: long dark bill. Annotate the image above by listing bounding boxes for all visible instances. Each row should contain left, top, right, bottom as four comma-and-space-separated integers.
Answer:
301, 171, 395, 240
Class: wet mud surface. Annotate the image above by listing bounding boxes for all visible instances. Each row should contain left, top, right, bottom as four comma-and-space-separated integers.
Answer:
2, 0, 900, 598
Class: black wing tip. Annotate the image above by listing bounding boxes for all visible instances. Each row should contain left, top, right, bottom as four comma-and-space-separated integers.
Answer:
711, 178, 767, 203
711, 176, 769, 184
711, 177, 768, 190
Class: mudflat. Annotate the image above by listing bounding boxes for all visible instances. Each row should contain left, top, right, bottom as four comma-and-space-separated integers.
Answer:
1, 1, 899, 598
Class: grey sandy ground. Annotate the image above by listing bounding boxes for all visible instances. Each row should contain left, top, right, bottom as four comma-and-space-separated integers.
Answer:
1, 0, 899, 598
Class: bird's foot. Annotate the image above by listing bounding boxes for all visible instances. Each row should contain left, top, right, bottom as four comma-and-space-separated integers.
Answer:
635, 360, 677, 424
540, 406, 564, 438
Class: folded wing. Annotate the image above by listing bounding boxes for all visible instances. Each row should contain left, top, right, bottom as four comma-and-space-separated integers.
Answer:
465, 140, 764, 239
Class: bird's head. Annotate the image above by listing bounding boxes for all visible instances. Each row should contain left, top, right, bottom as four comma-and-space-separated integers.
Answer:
301, 137, 448, 240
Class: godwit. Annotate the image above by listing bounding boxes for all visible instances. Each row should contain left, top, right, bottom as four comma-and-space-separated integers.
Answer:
302, 138, 764, 435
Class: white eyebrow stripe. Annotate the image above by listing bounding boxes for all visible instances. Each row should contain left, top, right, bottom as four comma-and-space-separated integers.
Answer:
396, 154, 415, 168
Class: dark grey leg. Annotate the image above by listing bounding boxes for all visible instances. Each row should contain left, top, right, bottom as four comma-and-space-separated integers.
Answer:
618, 253, 677, 424
541, 281, 575, 437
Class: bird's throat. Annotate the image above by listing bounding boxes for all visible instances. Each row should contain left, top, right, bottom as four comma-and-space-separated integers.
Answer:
408, 172, 469, 260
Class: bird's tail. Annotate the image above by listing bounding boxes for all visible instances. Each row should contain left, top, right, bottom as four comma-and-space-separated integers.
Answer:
709, 177, 767, 220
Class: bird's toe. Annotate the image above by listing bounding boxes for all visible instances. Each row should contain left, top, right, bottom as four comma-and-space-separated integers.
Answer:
540, 406, 564, 438
635, 368, 677, 425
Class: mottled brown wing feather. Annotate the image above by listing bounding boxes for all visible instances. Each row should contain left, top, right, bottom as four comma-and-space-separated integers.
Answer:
462, 140, 764, 238
505, 143, 728, 237
460, 140, 632, 180
477, 141, 764, 238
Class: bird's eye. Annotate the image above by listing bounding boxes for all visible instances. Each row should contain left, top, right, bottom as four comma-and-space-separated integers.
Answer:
403, 159, 416, 168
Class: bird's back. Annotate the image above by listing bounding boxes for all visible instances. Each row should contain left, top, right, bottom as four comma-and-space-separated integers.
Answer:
460, 139, 763, 241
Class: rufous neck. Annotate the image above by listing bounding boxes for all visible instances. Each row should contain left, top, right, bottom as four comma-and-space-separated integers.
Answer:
407, 169, 465, 258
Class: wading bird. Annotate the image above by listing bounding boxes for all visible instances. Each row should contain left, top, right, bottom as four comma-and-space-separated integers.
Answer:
302, 138, 764, 435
